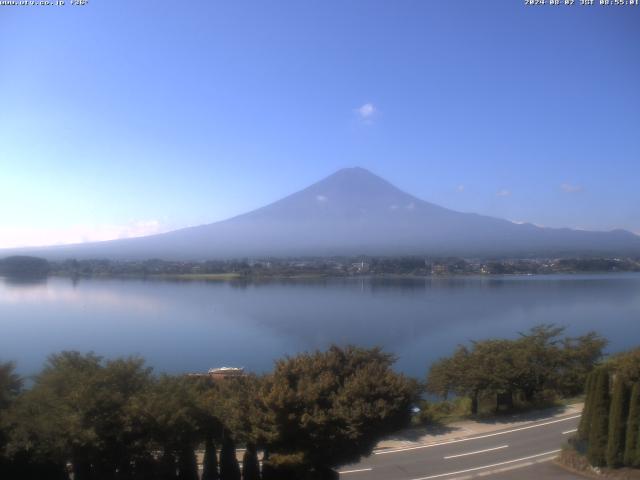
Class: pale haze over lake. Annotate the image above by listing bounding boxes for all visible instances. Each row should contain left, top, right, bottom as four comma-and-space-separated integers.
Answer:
2, 273, 640, 378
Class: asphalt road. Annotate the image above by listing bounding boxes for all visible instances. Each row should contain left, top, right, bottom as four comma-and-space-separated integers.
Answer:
484, 460, 586, 479
338, 413, 581, 480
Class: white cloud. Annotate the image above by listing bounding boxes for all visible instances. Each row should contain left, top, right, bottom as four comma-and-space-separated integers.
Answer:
456, 185, 465, 192
561, 183, 583, 193
496, 189, 511, 197
316, 195, 328, 202
0, 220, 167, 249
355, 103, 376, 123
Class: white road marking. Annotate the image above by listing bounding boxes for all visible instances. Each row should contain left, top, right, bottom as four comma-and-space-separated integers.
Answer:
562, 428, 578, 435
338, 467, 373, 475
444, 445, 509, 460
410, 449, 562, 480
375, 415, 580, 455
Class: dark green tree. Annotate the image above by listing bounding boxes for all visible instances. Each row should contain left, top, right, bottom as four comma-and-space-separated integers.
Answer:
0, 255, 49, 278
611, 349, 640, 384
623, 383, 640, 467
0, 362, 22, 411
220, 433, 241, 480
515, 325, 565, 401
136, 375, 205, 480
606, 376, 629, 467
0, 362, 24, 479
258, 345, 419, 474
177, 446, 198, 480
261, 451, 277, 480
427, 325, 606, 416
578, 371, 596, 441
7, 352, 155, 480
9, 352, 103, 480
242, 444, 260, 480
202, 437, 219, 480
587, 368, 611, 467
158, 452, 178, 480
427, 346, 482, 414
558, 332, 608, 397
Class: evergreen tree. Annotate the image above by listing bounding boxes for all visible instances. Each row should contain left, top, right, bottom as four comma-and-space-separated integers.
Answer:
606, 376, 629, 468
587, 368, 611, 467
261, 451, 277, 480
623, 383, 640, 467
242, 444, 260, 480
158, 452, 178, 480
133, 454, 158, 480
202, 438, 219, 480
578, 371, 595, 441
177, 446, 199, 480
220, 433, 241, 480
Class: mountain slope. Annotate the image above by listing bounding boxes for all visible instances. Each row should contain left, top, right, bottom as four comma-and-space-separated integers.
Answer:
5, 167, 640, 260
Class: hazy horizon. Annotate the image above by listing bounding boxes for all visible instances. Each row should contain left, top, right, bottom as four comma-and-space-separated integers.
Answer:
2, 1, 639, 249
3, 167, 639, 260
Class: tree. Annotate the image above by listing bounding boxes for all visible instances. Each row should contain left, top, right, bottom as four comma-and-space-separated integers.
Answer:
242, 444, 260, 480
219, 433, 241, 480
623, 383, 640, 467
0, 255, 49, 278
587, 368, 611, 467
606, 376, 629, 468
0, 362, 22, 411
611, 349, 640, 385
258, 345, 419, 475
6, 352, 154, 480
427, 347, 470, 399
177, 446, 198, 480
578, 371, 596, 441
558, 332, 608, 397
261, 451, 277, 480
201, 437, 219, 480
158, 452, 178, 480
0, 362, 24, 479
515, 325, 565, 401
13, 352, 104, 480
427, 346, 485, 414
426, 325, 606, 416
137, 375, 207, 480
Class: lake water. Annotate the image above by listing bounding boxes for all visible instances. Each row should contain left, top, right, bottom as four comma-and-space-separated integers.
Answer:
1, 274, 639, 379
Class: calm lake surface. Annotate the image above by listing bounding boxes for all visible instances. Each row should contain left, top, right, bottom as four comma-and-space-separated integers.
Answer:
1, 274, 639, 378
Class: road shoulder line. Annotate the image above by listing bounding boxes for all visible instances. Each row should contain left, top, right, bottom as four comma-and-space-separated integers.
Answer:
409, 449, 562, 480
375, 415, 580, 455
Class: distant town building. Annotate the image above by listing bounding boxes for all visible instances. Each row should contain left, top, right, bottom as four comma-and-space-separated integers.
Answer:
349, 261, 370, 274
431, 264, 448, 275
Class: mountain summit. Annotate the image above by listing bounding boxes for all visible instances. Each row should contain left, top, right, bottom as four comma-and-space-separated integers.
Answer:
6, 168, 640, 259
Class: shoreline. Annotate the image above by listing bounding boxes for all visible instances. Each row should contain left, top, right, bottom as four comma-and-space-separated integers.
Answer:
34, 270, 640, 283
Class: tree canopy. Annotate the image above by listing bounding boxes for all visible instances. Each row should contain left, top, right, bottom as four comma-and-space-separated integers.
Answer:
0, 256, 50, 278
576, 349, 640, 470
0, 345, 419, 479
257, 345, 419, 474
427, 325, 606, 413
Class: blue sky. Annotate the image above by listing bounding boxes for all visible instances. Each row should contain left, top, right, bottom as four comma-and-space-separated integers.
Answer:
1, 0, 639, 247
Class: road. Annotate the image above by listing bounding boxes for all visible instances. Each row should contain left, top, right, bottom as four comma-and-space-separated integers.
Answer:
338, 413, 582, 480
